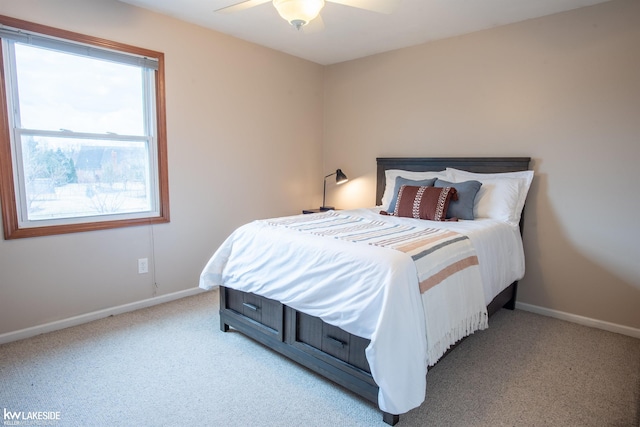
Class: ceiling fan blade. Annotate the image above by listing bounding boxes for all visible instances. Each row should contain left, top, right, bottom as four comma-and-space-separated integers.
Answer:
214, 0, 271, 13
327, 0, 400, 14
302, 15, 325, 34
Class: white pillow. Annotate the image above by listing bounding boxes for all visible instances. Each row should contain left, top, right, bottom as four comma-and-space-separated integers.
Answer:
446, 168, 534, 184
446, 168, 534, 225
381, 169, 450, 210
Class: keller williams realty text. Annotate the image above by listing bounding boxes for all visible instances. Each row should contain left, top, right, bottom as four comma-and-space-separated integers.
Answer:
3, 409, 61, 422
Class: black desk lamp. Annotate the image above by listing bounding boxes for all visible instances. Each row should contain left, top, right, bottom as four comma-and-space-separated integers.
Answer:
320, 169, 348, 211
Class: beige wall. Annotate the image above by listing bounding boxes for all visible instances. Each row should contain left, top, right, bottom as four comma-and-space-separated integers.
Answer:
0, 0, 324, 334
325, 0, 640, 329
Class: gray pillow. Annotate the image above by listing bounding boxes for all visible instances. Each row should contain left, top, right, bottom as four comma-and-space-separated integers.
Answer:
434, 179, 482, 220
387, 177, 437, 213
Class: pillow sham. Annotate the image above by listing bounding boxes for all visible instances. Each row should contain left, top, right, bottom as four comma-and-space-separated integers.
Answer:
446, 168, 533, 226
434, 179, 482, 220
381, 169, 450, 210
394, 185, 458, 221
446, 167, 534, 183
473, 178, 522, 223
447, 168, 533, 225
387, 177, 437, 213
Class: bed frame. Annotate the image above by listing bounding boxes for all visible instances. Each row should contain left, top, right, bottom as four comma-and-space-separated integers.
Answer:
219, 157, 531, 425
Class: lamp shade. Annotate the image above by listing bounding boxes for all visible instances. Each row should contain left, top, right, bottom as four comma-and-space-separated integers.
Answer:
273, 0, 325, 29
335, 169, 348, 184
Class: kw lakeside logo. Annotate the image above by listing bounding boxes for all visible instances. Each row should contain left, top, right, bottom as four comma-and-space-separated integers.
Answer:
3, 409, 61, 426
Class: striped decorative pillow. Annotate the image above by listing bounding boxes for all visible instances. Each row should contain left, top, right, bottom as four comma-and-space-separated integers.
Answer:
394, 185, 458, 221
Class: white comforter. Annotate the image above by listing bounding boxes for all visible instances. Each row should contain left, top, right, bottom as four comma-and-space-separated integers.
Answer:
199, 208, 525, 414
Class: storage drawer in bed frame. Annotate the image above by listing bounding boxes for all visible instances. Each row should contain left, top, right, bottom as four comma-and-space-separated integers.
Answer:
290, 310, 371, 374
222, 287, 284, 340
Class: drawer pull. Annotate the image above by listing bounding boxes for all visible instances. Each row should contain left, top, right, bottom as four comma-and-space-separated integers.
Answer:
242, 302, 259, 311
326, 335, 347, 348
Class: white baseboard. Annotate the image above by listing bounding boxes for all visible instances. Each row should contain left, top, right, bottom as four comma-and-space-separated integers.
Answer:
0, 287, 205, 345
516, 302, 640, 339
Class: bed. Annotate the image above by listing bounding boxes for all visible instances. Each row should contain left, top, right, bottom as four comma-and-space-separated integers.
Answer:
199, 157, 532, 425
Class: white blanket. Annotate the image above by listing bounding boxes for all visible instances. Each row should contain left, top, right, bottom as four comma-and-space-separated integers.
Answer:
199, 208, 524, 414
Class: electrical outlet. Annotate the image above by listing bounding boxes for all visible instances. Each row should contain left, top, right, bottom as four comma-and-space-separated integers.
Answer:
138, 258, 149, 274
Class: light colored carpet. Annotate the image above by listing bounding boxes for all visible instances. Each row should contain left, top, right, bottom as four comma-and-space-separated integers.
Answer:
1, 290, 638, 427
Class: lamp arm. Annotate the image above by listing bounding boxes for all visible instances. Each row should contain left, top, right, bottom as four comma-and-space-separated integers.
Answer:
322, 178, 327, 209
322, 172, 336, 209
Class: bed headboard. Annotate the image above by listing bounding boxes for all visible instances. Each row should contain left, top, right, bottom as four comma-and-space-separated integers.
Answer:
376, 157, 531, 206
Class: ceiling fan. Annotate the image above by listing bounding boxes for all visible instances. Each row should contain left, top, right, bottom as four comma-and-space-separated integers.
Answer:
215, 0, 400, 30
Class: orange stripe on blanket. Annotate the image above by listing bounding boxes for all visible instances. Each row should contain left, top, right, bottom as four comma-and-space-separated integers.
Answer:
419, 255, 479, 294
393, 231, 460, 253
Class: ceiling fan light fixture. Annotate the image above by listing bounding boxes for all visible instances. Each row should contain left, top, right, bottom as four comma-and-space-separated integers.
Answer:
273, 0, 325, 29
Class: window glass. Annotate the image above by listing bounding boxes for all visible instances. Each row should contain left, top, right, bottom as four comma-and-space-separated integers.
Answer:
14, 44, 146, 135
19, 135, 152, 222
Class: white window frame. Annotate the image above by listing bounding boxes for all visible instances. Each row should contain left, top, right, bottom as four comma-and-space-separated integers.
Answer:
0, 15, 169, 239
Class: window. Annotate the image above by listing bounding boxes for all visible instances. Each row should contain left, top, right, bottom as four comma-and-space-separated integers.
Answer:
0, 16, 169, 239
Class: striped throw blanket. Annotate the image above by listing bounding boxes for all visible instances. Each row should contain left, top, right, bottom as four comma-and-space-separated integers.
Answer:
267, 210, 488, 365
266, 211, 479, 295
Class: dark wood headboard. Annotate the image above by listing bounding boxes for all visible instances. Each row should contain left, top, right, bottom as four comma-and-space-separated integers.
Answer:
376, 157, 531, 206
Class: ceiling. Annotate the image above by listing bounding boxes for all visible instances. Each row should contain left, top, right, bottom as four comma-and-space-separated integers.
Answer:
117, 0, 611, 65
